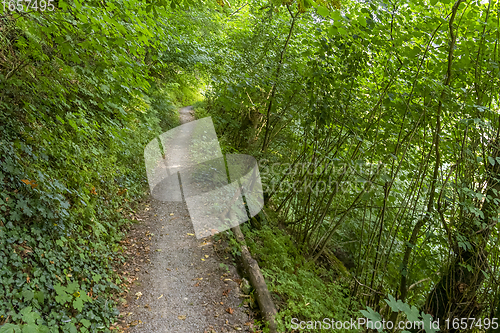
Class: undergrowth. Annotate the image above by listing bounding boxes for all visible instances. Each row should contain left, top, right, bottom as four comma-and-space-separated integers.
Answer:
240, 224, 360, 332
0, 83, 184, 332
193, 99, 361, 332
0, 3, 208, 330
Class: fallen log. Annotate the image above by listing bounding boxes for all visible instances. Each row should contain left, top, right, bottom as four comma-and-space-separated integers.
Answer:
216, 186, 278, 332
231, 223, 278, 333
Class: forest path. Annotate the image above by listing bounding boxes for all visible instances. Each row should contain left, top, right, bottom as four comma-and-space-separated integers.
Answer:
119, 106, 254, 333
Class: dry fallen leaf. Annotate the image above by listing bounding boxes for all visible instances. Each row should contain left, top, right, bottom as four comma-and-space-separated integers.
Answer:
178, 315, 186, 320
21, 179, 38, 189
187, 233, 195, 236
135, 292, 142, 300
194, 281, 200, 287
204, 255, 209, 258
226, 307, 234, 314
158, 294, 163, 299
170, 213, 174, 216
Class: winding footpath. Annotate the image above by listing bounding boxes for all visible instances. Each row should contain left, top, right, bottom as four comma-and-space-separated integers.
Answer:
119, 107, 256, 333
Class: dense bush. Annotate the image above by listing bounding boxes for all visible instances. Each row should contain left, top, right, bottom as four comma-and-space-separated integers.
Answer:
0, 0, 207, 330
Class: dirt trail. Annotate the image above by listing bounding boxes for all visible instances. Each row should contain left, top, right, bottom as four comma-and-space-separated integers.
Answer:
120, 107, 256, 333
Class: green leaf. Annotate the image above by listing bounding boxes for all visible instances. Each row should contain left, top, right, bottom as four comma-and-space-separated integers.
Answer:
64, 323, 77, 333
56, 115, 65, 124
22, 290, 34, 302
357, 15, 367, 27
21, 325, 38, 333
488, 156, 495, 166
406, 305, 421, 322
73, 297, 84, 312
66, 281, 78, 294
316, 5, 329, 17
34, 291, 44, 305
327, 26, 337, 37
92, 273, 102, 283
0, 323, 22, 333
422, 312, 439, 333
20, 308, 41, 325
68, 119, 78, 131
80, 319, 91, 328
360, 306, 383, 327
385, 294, 400, 312
54, 284, 71, 304
331, 10, 341, 21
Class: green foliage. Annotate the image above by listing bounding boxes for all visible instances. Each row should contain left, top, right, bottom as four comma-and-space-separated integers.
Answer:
192, 101, 211, 119
205, 0, 500, 325
0, 90, 174, 330
243, 225, 358, 332
0, 0, 206, 330
219, 263, 230, 273
168, 80, 205, 106
360, 295, 438, 333
3, 0, 500, 328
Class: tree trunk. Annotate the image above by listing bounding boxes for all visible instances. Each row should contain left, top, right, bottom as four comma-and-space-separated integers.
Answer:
424, 140, 500, 330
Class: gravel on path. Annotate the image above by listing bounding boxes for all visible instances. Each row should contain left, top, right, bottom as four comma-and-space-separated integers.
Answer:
117, 107, 258, 333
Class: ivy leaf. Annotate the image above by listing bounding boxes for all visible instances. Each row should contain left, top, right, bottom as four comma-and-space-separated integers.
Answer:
80, 319, 91, 328
54, 284, 71, 304
73, 297, 84, 312
423, 317, 440, 333
92, 273, 102, 283
21, 290, 34, 302
66, 281, 79, 294
34, 291, 44, 305
20, 308, 40, 325
21, 324, 38, 333
0, 323, 22, 333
